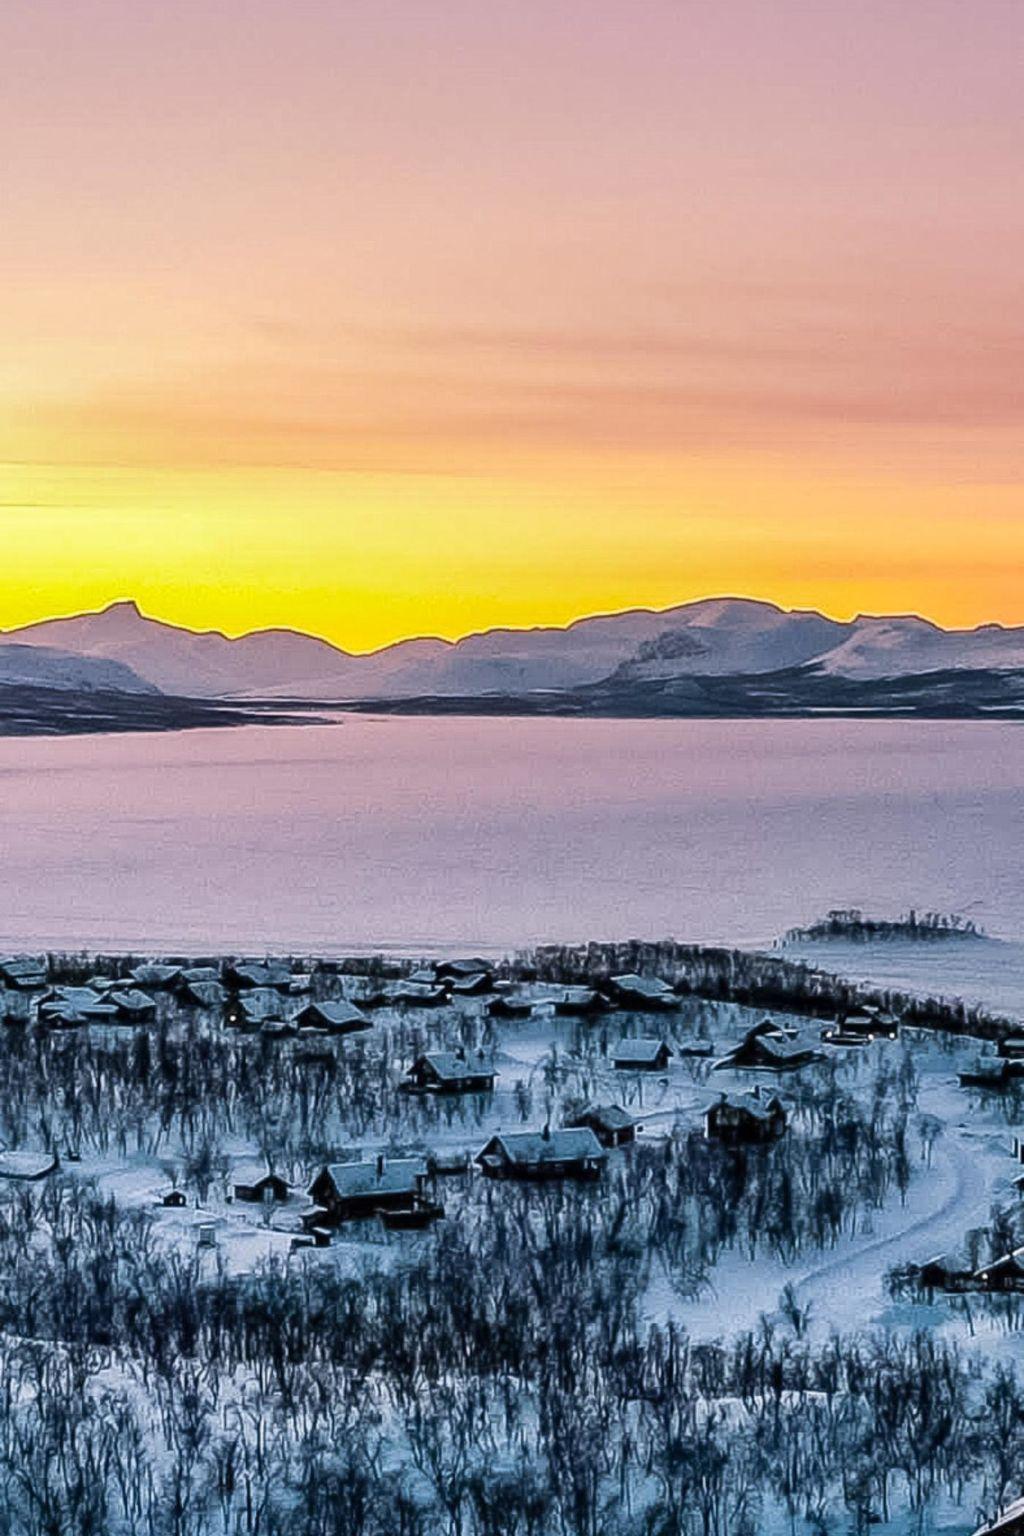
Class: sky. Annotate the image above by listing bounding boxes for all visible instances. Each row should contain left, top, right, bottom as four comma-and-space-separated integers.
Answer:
2, 0, 1022, 650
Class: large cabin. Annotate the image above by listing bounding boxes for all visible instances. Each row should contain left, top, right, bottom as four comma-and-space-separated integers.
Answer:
716, 1025, 823, 1073
705, 1088, 786, 1146
403, 1052, 496, 1094
476, 1127, 606, 1181
307, 1156, 427, 1223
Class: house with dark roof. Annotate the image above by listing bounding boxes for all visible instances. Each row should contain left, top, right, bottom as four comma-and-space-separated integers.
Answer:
226, 987, 286, 1030
714, 1025, 823, 1072
607, 974, 679, 1011
232, 1163, 291, 1204
974, 1247, 1024, 1293
565, 1103, 637, 1148
476, 1127, 606, 1181
403, 1052, 496, 1094
612, 1038, 673, 1072
307, 1156, 427, 1223
704, 1088, 787, 1146
295, 1000, 371, 1035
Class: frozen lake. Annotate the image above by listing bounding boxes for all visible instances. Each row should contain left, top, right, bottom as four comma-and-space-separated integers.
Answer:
1, 715, 1023, 958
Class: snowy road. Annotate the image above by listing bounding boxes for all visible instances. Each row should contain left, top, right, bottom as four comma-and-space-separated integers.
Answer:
790, 1131, 989, 1326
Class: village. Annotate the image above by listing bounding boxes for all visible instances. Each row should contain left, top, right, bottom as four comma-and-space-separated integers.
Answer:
2, 942, 1024, 1535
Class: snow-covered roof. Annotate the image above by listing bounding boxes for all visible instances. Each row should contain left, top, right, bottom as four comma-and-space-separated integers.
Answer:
316, 1157, 426, 1198
129, 963, 181, 987
570, 1104, 635, 1132
478, 1128, 605, 1167
184, 981, 228, 1008
234, 988, 284, 1020
300, 1000, 369, 1030
107, 989, 157, 1013
412, 1052, 493, 1083
612, 1037, 672, 1064
610, 973, 675, 997
232, 1161, 287, 1188
707, 1090, 784, 1123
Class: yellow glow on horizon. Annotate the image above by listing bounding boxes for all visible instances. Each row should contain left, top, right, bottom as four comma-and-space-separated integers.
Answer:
2, 457, 1023, 652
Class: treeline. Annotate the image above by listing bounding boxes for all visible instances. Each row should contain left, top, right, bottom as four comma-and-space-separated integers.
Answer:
0, 1177, 1019, 1534
782, 909, 984, 944
518, 938, 1017, 1046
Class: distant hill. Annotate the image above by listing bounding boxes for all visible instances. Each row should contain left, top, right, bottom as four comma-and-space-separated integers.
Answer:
8, 596, 1024, 705
0, 641, 157, 695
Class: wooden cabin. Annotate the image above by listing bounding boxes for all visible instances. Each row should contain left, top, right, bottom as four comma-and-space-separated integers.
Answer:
225, 961, 293, 992
606, 974, 678, 1011
612, 1038, 673, 1072
715, 1026, 822, 1073
566, 1103, 637, 1148
225, 987, 285, 1030
107, 989, 158, 1022
705, 1088, 786, 1147
232, 1164, 290, 1204
0, 956, 48, 991
476, 1127, 606, 1181
295, 1000, 371, 1035
161, 1189, 187, 1208
403, 1052, 496, 1094
307, 1156, 427, 1223
435, 958, 493, 982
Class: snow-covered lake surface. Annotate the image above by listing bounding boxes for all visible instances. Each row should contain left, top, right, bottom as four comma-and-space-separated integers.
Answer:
1, 714, 1023, 957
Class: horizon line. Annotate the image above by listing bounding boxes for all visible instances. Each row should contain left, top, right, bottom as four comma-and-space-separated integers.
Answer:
0, 591, 1013, 656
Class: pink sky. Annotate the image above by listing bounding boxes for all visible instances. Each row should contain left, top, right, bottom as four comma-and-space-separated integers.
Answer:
1, 0, 1022, 645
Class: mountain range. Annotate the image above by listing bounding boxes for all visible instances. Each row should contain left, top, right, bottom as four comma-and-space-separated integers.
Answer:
6, 597, 1024, 703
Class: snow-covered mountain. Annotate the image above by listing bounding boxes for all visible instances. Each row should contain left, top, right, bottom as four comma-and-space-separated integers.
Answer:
6, 597, 1024, 701
0, 641, 158, 694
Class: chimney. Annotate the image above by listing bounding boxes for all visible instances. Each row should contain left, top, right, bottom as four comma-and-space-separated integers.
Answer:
542, 1122, 551, 1141
376, 1153, 385, 1178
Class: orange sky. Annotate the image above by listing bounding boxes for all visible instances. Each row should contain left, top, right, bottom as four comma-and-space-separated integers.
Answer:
2, 0, 1022, 650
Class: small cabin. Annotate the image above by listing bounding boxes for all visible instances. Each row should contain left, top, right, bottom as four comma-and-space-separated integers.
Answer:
107, 989, 158, 1022
0, 957, 48, 991
232, 1164, 290, 1204
435, 958, 493, 982
612, 1038, 673, 1072
225, 961, 293, 992
705, 1088, 786, 1147
128, 963, 182, 990
295, 1000, 371, 1036
308, 1156, 427, 1223
161, 1189, 187, 1208
403, 1052, 496, 1095
476, 1127, 606, 1181
225, 988, 285, 1030
449, 973, 494, 997
606, 974, 678, 1011
197, 1222, 217, 1249
566, 1103, 637, 1148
